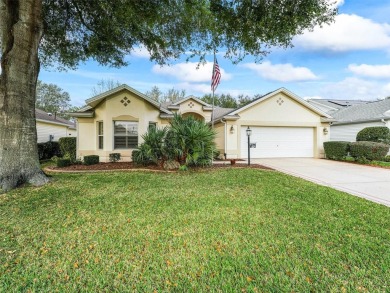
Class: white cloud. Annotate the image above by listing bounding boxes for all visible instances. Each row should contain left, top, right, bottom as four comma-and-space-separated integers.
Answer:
348, 63, 390, 79
241, 61, 318, 82
131, 46, 150, 59
152, 62, 232, 83
319, 77, 390, 100
294, 14, 390, 52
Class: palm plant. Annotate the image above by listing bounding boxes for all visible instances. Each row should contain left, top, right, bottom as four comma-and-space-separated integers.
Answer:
132, 114, 216, 167
168, 114, 216, 166
132, 127, 168, 166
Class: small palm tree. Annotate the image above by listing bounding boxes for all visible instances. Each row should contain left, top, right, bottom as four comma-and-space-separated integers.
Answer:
132, 127, 168, 166
168, 114, 216, 166
132, 114, 216, 167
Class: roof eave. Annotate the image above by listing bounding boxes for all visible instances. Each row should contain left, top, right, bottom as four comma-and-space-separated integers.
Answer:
229, 88, 333, 119
332, 118, 389, 126
85, 84, 171, 114
159, 113, 174, 119
321, 117, 337, 123
69, 112, 95, 118
36, 118, 75, 127
173, 95, 212, 107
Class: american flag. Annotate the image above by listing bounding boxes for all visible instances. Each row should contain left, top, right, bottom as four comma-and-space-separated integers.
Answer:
211, 57, 221, 92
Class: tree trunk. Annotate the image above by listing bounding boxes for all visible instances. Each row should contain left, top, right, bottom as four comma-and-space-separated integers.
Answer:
0, 0, 48, 193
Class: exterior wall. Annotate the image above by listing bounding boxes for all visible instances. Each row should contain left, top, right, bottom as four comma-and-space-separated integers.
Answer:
330, 121, 386, 142
36, 121, 74, 143
214, 123, 225, 157
77, 90, 162, 162
224, 92, 330, 159
68, 128, 77, 137
175, 98, 212, 122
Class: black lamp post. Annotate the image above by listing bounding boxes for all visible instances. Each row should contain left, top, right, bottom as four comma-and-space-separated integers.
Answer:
246, 126, 252, 166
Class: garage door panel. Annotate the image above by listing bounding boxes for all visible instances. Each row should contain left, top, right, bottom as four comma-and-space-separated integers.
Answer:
241, 127, 313, 158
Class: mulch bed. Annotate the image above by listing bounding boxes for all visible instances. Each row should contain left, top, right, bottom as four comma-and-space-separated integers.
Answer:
46, 161, 273, 172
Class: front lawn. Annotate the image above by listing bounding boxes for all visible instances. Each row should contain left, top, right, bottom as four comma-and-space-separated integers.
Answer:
0, 169, 389, 291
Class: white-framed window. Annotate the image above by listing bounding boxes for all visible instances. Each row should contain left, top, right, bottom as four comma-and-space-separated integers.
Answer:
114, 121, 138, 149
98, 121, 103, 149
148, 122, 157, 131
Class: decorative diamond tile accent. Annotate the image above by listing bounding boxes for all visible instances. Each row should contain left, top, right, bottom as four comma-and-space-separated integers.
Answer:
188, 101, 195, 108
121, 96, 130, 107
276, 97, 284, 106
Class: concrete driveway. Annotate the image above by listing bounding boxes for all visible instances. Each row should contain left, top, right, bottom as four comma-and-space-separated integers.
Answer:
252, 158, 390, 207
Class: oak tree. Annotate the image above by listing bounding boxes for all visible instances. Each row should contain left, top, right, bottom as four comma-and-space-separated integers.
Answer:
0, 0, 336, 192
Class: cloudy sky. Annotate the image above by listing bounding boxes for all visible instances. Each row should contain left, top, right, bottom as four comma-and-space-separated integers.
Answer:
39, 0, 390, 107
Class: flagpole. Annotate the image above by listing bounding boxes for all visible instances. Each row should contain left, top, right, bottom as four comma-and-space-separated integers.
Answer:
212, 50, 215, 130
211, 49, 216, 163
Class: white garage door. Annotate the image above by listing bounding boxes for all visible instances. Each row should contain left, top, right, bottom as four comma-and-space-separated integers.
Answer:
240, 127, 314, 158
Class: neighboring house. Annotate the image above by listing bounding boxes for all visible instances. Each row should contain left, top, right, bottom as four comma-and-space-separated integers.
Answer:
71, 85, 333, 162
322, 99, 390, 142
36, 109, 77, 143
307, 99, 370, 115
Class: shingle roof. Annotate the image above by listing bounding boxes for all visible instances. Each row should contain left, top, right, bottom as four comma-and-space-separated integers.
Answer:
35, 109, 76, 129
332, 99, 390, 124
317, 99, 369, 107
213, 107, 235, 119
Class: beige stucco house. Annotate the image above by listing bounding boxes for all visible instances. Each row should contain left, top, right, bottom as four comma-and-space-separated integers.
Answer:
71, 85, 333, 162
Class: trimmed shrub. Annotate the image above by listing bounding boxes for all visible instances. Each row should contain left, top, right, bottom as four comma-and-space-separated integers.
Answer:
84, 155, 99, 165
132, 144, 153, 166
109, 153, 121, 162
356, 126, 390, 144
323, 141, 350, 160
384, 155, 390, 162
38, 141, 62, 160
57, 158, 71, 167
349, 141, 389, 161
59, 137, 77, 162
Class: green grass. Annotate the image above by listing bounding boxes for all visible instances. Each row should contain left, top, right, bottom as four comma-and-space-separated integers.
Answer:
341, 157, 390, 168
0, 169, 389, 292
371, 160, 390, 168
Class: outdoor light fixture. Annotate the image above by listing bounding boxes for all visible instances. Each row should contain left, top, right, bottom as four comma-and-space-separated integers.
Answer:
230, 125, 234, 134
246, 126, 252, 165
246, 126, 252, 137
323, 128, 329, 135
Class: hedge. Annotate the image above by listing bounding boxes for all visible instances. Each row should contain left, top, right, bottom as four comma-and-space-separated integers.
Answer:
37, 141, 61, 160
109, 153, 121, 162
56, 158, 71, 167
59, 137, 77, 162
84, 155, 99, 165
323, 141, 350, 160
356, 126, 390, 144
349, 141, 389, 161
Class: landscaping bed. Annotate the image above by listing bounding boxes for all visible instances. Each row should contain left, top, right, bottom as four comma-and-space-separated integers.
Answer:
46, 161, 272, 172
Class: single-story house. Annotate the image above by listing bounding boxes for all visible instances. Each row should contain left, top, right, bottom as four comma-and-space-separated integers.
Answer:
70, 85, 333, 162
311, 99, 390, 142
36, 108, 77, 143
